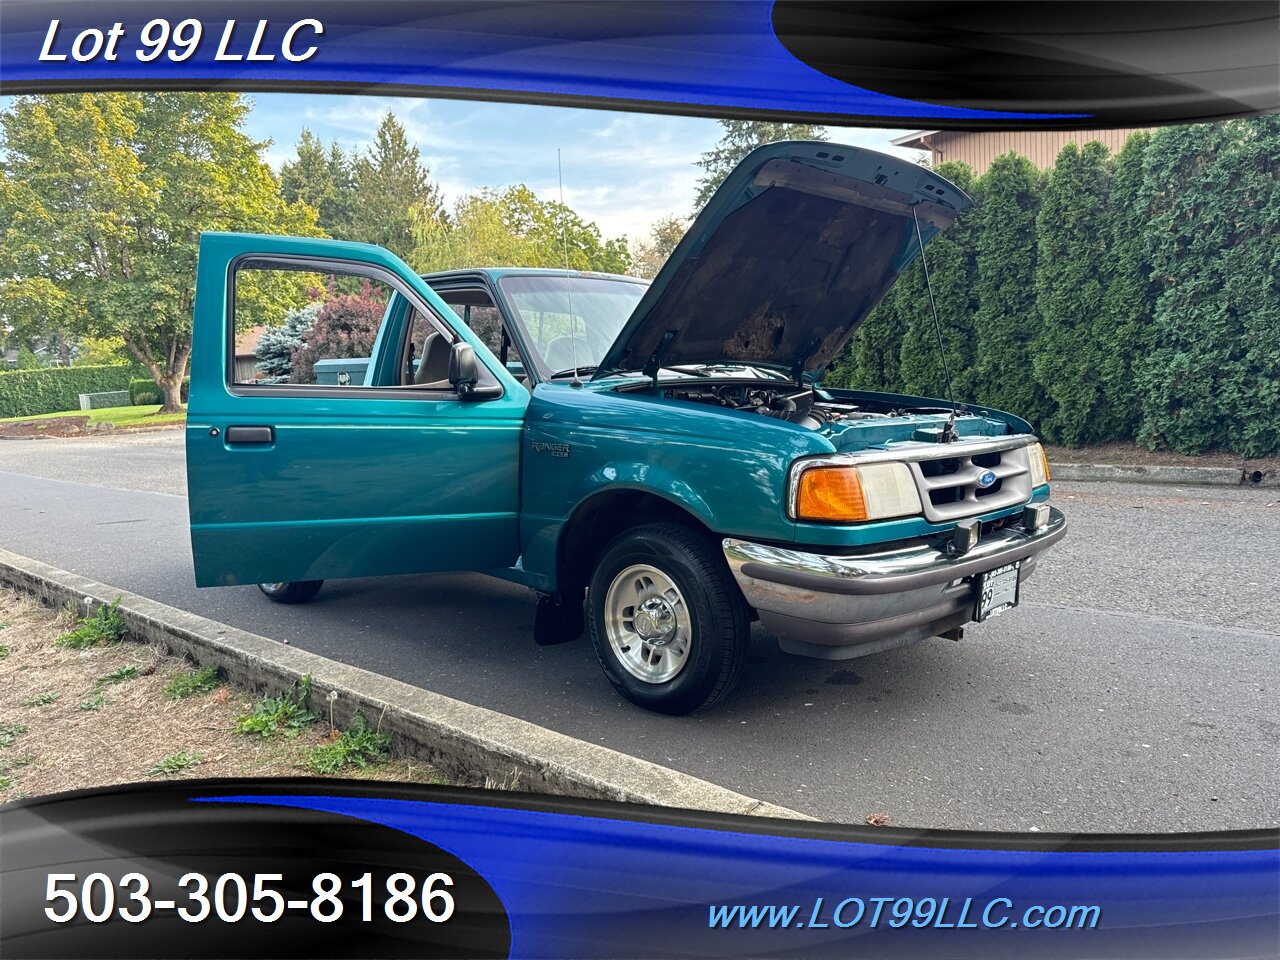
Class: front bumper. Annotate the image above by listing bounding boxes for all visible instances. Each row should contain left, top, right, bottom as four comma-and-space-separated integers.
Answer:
723, 505, 1067, 659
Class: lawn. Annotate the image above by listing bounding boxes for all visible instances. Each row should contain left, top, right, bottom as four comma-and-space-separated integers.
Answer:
0, 404, 186, 428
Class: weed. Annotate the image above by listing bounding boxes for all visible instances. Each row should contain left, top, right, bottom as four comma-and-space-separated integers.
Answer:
236, 675, 318, 738
23, 691, 60, 707
0, 754, 35, 774
0, 644, 9, 660
97, 665, 140, 686
164, 665, 220, 700
0, 722, 29, 747
55, 598, 126, 649
306, 712, 391, 774
147, 751, 201, 776
0, 775, 13, 790
80, 691, 107, 711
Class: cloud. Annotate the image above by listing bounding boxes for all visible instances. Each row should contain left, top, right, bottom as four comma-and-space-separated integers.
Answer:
244, 93, 923, 243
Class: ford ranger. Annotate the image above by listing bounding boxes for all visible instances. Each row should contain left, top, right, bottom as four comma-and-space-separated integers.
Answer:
186, 141, 1066, 714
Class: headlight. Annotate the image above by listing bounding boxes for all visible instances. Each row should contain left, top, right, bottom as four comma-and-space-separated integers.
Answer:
793, 462, 922, 522
1027, 442, 1051, 487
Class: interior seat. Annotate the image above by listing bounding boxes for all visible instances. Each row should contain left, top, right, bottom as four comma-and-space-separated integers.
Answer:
413, 331, 453, 388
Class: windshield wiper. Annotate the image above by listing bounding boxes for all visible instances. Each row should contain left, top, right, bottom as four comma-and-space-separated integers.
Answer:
550, 365, 600, 379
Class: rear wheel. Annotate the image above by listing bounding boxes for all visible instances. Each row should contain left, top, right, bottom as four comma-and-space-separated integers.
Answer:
257, 580, 324, 604
587, 524, 749, 714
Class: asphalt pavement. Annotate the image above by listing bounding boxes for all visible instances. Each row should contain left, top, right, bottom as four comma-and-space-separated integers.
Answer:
2, 430, 1277, 832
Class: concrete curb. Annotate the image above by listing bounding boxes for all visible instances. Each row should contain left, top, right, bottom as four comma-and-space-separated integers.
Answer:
1051, 462, 1278, 487
0, 548, 809, 821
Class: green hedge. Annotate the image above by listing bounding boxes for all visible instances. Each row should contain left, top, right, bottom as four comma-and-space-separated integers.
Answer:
828, 116, 1280, 457
0, 365, 133, 419
128, 377, 190, 406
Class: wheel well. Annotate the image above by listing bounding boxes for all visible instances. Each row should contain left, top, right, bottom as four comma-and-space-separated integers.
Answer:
556, 490, 710, 598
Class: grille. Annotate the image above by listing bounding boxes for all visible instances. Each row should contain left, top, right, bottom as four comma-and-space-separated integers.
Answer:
909, 444, 1033, 522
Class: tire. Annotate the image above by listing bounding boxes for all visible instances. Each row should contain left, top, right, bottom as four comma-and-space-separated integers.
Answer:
587, 523, 749, 715
257, 580, 324, 604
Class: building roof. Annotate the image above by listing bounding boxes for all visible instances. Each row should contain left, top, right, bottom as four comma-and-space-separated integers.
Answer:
890, 131, 937, 150
234, 325, 268, 358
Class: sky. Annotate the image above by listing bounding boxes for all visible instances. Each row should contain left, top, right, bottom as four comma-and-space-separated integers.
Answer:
0, 91, 925, 243
243, 93, 925, 242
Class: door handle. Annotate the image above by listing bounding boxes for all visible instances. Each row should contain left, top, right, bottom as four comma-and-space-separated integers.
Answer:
224, 425, 275, 445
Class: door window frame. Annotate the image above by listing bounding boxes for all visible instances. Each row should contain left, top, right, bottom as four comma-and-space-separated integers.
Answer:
225, 253, 503, 401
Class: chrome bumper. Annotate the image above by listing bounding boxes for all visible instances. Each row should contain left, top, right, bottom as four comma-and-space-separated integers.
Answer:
723, 505, 1066, 659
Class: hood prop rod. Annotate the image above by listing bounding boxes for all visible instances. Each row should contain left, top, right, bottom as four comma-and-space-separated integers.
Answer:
911, 203, 960, 443
644, 330, 677, 394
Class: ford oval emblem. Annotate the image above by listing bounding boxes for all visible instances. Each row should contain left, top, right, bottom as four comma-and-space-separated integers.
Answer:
977, 469, 998, 488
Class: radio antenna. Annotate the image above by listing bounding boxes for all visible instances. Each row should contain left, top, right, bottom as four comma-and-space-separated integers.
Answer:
557, 149, 582, 387
911, 204, 959, 443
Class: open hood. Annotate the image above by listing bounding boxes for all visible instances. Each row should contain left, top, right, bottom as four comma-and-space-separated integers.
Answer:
593, 141, 972, 380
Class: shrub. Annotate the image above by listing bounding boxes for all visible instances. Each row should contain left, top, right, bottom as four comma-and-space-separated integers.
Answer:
289, 282, 386, 385
1136, 116, 1280, 457
0, 365, 132, 419
129, 376, 189, 406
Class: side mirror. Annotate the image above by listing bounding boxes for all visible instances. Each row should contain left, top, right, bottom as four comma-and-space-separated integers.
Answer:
449, 341, 479, 395
449, 342, 503, 400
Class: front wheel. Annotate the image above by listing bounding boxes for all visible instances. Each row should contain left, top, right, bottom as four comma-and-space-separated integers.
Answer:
257, 580, 324, 604
587, 524, 749, 715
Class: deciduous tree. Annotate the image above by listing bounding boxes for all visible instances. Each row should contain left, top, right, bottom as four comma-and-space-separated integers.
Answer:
412, 185, 629, 274
631, 215, 688, 278
0, 93, 319, 412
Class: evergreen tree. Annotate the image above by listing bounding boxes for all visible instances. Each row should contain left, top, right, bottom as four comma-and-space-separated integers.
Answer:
1092, 132, 1154, 443
255, 302, 321, 382
827, 286, 907, 393
1136, 116, 1280, 456
1032, 141, 1112, 446
969, 153, 1050, 426
693, 120, 827, 209
351, 113, 445, 258
898, 161, 980, 402
280, 129, 356, 239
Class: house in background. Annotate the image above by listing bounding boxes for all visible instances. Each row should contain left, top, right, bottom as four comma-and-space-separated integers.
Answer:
892, 128, 1149, 174
233, 325, 268, 382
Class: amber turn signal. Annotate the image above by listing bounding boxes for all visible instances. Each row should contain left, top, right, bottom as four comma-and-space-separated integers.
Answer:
795, 466, 869, 522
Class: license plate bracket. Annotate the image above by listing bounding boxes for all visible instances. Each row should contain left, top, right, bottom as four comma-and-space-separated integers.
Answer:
974, 561, 1021, 622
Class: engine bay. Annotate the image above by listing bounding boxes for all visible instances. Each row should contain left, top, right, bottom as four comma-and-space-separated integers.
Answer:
650, 381, 952, 430
611, 377, 1014, 450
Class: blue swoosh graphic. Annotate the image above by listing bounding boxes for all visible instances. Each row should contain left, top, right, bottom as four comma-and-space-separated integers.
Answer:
199, 794, 1278, 958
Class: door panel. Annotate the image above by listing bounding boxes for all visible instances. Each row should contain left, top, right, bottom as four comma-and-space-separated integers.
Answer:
186, 234, 528, 587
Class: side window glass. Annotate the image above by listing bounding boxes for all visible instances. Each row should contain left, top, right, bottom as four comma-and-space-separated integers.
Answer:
441, 294, 521, 366
231, 258, 399, 388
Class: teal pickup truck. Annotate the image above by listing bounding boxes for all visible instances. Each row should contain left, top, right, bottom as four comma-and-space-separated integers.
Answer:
187, 141, 1065, 714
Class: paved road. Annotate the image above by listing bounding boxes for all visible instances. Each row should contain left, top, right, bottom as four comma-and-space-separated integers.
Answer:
3, 431, 1277, 832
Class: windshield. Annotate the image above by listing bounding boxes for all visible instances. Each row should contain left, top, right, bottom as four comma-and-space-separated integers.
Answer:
498, 274, 648, 374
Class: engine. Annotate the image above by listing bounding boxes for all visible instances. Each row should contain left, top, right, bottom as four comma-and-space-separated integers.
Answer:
656, 383, 893, 430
